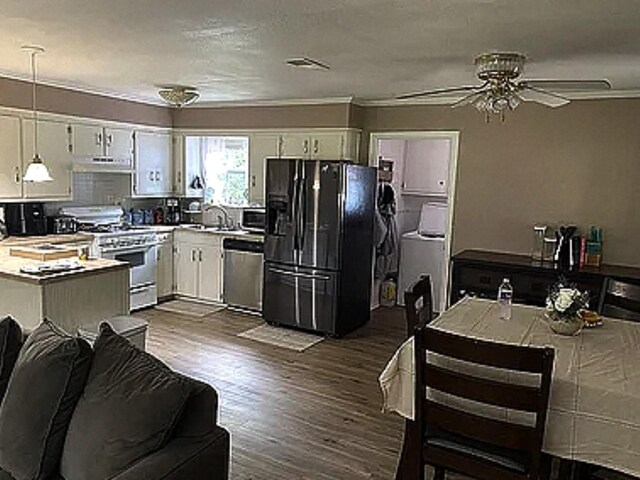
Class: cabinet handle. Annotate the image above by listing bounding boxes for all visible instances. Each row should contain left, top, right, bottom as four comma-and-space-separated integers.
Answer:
14, 167, 20, 183
303, 139, 309, 155
191, 250, 196, 262
278, 136, 284, 156
177, 171, 182, 184
199, 250, 203, 262
106, 134, 113, 147
251, 175, 256, 187
96, 132, 102, 147
149, 171, 155, 181
313, 139, 319, 154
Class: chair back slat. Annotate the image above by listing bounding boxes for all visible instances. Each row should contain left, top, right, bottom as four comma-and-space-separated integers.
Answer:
423, 400, 536, 452
599, 278, 640, 323
404, 275, 433, 334
423, 327, 550, 373
423, 363, 541, 412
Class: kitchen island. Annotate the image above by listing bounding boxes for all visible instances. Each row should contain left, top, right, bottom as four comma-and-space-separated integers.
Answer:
0, 239, 130, 333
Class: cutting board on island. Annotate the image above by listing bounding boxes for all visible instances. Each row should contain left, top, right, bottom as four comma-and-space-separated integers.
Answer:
9, 244, 78, 261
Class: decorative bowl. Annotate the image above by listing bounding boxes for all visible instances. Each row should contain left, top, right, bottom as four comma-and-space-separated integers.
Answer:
545, 312, 584, 336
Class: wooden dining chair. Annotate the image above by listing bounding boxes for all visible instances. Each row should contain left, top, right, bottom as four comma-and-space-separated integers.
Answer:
404, 275, 434, 334
598, 278, 640, 322
414, 325, 555, 480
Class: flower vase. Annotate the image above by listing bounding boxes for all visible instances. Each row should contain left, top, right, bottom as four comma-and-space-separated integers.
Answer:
546, 311, 583, 336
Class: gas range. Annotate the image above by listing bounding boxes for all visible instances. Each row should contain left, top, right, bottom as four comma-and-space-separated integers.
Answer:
59, 206, 159, 311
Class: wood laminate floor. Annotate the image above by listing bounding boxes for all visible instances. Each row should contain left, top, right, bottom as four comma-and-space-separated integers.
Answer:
137, 305, 409, 480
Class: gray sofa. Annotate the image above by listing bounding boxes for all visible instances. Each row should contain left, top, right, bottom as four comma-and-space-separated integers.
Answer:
0, 319, 230, 480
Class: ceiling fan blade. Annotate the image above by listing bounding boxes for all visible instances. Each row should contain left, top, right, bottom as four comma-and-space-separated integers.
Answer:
397, 85, 483, 100
520, 79, 611, 91
451, 90, 487, 108
518, 85, 570, 108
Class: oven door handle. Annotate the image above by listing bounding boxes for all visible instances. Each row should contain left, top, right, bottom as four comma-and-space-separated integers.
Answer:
100, 243, 158, 255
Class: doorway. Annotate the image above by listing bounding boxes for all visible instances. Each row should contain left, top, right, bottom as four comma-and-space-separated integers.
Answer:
369, 131, 460, 312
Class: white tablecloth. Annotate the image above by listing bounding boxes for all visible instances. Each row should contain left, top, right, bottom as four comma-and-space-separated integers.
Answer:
379, 297, 640, 477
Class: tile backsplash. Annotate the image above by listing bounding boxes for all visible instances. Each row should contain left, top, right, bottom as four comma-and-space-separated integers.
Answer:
71, 172, 131, 206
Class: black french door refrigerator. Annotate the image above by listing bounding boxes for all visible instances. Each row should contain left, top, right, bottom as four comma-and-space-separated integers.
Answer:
263, 159, 376, 337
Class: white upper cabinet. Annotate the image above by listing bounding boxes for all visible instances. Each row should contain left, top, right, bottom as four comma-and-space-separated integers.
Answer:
0, 115, 23, 199
178, 136, 204, 198
248, 133, 280, 205
69, 124, 103, 158
279, 130, 360, 161
69, 123, 133, 167
280, 133, 310, 158
104, 127, 134, 163
401, 138, 451, 196
134, 131, 173, 197
23, 119, 73, 200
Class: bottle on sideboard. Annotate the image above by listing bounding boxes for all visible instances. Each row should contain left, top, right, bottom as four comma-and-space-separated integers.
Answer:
497, 278, 513, 320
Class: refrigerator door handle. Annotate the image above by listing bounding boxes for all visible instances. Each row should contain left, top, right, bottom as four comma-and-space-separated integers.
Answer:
292, 170, 301, 252
269, 267, 330, 281
298, 169, 307, 253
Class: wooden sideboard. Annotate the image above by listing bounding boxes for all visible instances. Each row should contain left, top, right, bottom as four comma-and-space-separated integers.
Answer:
450, 250, 640, 308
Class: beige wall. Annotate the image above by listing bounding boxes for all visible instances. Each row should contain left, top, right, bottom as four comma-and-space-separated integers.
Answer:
362, 99, 640, 267
173, 103, 354, 129
0, 76, 172, 127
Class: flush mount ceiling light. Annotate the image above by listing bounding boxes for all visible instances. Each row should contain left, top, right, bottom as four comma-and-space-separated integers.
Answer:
22, 45, 53, 183
398, 52, 611, 122
158, 86, 200, 108
285, 57, 330, 71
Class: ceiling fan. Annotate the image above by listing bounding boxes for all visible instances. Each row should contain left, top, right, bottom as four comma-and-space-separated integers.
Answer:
398, 53, 611, 121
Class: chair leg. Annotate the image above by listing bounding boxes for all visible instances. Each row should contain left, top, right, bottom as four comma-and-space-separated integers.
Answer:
433, 467, 445, 480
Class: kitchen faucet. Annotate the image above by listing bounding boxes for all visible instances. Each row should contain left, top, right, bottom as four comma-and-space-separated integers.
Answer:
204, 204, 233, 230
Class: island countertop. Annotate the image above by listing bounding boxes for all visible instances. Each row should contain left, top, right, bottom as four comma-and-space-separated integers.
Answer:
0, 247, 128, 285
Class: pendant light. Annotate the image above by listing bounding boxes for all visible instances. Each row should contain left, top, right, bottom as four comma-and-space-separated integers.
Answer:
22, 45, 53, 183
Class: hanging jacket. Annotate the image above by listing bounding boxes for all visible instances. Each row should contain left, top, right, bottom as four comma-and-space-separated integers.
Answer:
374, 183, 398, 280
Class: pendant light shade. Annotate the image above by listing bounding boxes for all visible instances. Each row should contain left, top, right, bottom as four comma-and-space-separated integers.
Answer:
22, 45, 52, 183
23, 154, 53, 182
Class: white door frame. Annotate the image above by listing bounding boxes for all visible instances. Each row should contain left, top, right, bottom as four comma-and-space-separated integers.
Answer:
368, 131, 460, 310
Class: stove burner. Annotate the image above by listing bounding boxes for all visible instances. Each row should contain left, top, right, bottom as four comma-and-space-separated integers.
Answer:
80, 223, 149, 234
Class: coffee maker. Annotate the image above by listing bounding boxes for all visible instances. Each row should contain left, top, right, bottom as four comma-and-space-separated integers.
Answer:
3, 202, 47, 236
165, 198, 181, 225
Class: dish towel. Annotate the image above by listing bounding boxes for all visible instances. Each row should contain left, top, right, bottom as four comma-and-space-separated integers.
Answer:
378, 336, 415, 420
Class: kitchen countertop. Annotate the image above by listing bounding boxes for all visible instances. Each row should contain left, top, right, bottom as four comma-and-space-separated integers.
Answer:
0, 245, 127, 286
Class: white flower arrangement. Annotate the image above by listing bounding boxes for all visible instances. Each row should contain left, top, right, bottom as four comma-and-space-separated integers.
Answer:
546, 279, 590, 321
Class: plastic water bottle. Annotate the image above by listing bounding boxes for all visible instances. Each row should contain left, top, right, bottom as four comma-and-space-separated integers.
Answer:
497, 278, 513, 320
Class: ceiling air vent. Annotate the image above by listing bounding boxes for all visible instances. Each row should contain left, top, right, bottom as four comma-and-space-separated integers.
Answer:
286, 57, 330, 70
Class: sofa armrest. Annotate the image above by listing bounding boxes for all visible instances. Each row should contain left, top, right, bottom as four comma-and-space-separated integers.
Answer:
112, 427, 230, 480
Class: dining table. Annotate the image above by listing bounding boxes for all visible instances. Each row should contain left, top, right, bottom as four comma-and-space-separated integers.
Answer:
379, 297, 640, 479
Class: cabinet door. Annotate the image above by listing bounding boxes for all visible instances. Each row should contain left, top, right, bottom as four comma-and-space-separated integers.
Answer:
0, 115, 23, 199
310, 132, 344, 160
157, 238, 174, 298
105, 127, 133, 165
248, 133, 279, 205
70, 124, 104, 157
280, 133, 310, 158
23, 119, 73, 199
134, 131, 172, 197
174, 242, 199, 297
198, 244, 222, 302
402, 138, 451, 196
183, 136, 204, 197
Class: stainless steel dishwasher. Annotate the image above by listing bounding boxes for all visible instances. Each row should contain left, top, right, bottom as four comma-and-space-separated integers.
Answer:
223, 237, 264, 313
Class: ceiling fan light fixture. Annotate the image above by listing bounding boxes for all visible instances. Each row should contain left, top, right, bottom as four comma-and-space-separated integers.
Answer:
158, 86, 199, 108
475, 53, 526, 81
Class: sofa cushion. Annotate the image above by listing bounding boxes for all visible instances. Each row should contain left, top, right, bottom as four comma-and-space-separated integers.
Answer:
60, 323, 192, 480
0, 317, 22, 402
0, 320, 92, 480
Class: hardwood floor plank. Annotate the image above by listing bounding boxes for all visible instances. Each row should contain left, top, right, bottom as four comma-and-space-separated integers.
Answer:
137, 305, 408, 480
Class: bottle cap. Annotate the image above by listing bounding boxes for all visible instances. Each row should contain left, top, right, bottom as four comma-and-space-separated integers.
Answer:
503, 278, 509, 283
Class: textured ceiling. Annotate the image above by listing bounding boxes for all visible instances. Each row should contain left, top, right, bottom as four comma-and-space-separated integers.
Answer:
0, 0, 639, 105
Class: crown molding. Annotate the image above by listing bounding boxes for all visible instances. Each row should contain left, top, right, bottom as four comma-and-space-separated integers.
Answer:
188, 96, 355, 109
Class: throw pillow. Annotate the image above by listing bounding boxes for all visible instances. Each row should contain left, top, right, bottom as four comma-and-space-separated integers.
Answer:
0, 320, 92, 480
60, 323, 192, 480
0, 316, 23, 402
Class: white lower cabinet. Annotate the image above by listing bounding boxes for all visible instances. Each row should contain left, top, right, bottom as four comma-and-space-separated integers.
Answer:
156, 233, 174, 299
174, 232, 223, 302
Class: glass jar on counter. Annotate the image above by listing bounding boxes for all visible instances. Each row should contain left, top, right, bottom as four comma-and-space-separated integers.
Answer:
531, 225, 547, 261
543, 237, 558, 263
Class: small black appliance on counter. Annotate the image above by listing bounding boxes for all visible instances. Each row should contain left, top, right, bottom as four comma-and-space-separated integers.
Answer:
3, 202, 47, 237
47, 215, 79, 234
165, 198, 181, 225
